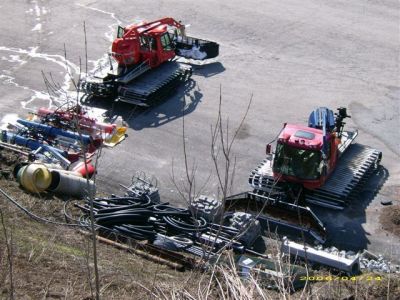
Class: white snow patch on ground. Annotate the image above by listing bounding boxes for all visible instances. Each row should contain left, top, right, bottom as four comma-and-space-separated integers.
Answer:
0, 4, 120, 115
0, 45, 111, 111
0, 113, 19, 130
32, 23, 42, 31
34, 1, 40, 17
1, 55, 26, 66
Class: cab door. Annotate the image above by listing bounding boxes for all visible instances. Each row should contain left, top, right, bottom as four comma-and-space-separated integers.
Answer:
140, 36, 159, 67
158, 32, 175, 63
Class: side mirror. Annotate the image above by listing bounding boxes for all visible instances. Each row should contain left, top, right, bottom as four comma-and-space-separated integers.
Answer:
266, 144, 272, 155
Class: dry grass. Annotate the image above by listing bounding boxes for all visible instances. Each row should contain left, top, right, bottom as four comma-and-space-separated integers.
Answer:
0, 177, 201, 299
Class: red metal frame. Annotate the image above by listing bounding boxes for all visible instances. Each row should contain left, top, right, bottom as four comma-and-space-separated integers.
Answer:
111, 17, 184, 67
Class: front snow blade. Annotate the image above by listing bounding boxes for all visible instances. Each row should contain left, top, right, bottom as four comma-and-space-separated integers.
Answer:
224, 193, 327, 244
175, 36, 219, 60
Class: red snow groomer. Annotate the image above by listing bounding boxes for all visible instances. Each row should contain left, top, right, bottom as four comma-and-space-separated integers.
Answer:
250, 107, 382, 209
81, 17, 219, 107
226, 107, 382, 243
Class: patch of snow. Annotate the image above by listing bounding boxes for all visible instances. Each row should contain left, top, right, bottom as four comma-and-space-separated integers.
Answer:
32, 23, 42, 31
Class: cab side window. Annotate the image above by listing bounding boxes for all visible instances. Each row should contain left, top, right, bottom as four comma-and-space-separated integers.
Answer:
117, 26, 124, 38
160, 33, 172, 50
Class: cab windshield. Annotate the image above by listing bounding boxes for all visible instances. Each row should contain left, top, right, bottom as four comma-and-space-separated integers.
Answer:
273, 143, 322, 180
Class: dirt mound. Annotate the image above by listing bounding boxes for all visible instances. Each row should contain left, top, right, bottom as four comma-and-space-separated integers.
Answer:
380, 204, 400, 237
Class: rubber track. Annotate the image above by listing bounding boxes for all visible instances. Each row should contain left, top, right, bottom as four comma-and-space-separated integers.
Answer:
117, 61, 192, 106
305, 144, 382, 209
80, 61, 192, 106
248, 144, 382, 210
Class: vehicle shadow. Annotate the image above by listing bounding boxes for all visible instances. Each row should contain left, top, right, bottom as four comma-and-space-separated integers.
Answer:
79, 60, 224, 129
126, 79, 202, 130
190, 61, 226, 78
81, 78, 202, 130
313, 164, 389, 251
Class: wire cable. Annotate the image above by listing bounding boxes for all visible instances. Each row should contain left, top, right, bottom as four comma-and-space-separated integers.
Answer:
0, 187, 85, 227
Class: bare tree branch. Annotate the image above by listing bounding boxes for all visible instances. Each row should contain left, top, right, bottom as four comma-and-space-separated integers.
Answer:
0, 207, 14, 300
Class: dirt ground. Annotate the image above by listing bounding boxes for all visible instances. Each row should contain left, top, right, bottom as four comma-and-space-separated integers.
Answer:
380, 205, 400, 237
0, 177, 201, 299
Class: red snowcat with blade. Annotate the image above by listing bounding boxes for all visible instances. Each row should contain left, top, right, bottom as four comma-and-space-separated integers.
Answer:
81, 17, 219, 107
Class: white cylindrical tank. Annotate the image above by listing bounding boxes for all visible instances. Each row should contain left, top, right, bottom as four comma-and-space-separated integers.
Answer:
48, 170, 95, 198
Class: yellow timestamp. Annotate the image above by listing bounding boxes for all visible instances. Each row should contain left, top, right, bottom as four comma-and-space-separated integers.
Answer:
300, 276, 382, 281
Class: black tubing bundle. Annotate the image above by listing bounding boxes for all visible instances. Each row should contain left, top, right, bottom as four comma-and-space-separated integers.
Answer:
78, 195, 210, 242
77, 194, 248, 255
163, 215, 208, 233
